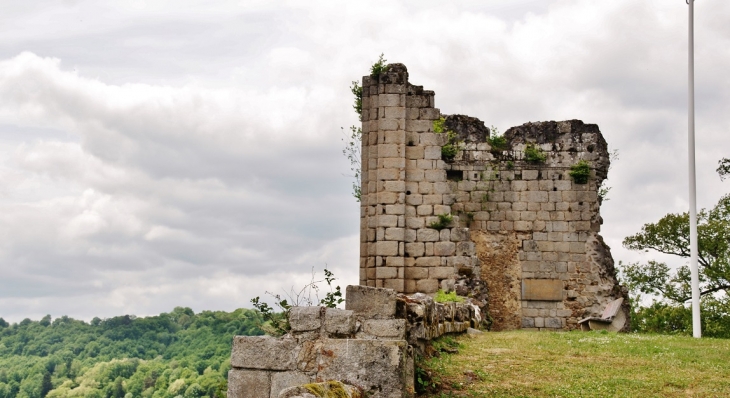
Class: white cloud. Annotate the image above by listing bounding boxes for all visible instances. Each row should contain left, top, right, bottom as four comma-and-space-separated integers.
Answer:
0, 0, 728, 322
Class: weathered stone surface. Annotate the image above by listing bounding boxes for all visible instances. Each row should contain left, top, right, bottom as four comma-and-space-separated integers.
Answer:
228, 369, 270, 398
231, 336, 298, 370
522, 279, 563, 301
324, 308, 356, 335
271, 372, 312, 398
289, 306, 323, 332
317, 339, 409, 398
362, 319, 406, 339
278, 382, 361, 398
346, 285, 396, 319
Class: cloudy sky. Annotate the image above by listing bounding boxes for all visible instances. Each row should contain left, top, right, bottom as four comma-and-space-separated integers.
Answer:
0, 0, 728, 322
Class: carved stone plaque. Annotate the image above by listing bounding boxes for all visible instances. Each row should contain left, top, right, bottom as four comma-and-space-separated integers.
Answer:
522, 279, 563, 301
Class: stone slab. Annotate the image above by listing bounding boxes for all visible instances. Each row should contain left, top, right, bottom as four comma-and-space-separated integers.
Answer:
289, 306, 323, 332
324, 308, 356, 335
231, 336, 298, 370
317, 339, 409, 398
271, 372, 312, 398
345, 285, 396, 319
228, 369, 270, 398
521, 279, 563, 301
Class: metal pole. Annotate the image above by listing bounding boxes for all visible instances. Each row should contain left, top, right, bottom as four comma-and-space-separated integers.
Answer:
688, 0, 702, 338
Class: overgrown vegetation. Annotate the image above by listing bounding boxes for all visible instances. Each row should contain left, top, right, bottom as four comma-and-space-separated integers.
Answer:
523, 143, 546, 164
428, 213, 454, 231
0, 307, 263, 398
486, 126, 508, 152
370, 53, 388, 77
434, 290, 464, 303
433, 117, 463, 161
569, 160, 591, 184
415, 337, 463, 395
420, 331, 730, 397
718, 157, 730, 181
598, 149, 619, 203
341, 53, 389, 202
250, 268, 345, 336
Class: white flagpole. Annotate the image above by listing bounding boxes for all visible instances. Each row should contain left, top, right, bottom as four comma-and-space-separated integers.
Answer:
687, 0, 702, 338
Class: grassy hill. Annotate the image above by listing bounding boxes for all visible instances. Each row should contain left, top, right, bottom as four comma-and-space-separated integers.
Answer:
420, 331, 730, 397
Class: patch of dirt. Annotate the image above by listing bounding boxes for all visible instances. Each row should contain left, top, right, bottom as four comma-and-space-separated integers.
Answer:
472, 230, 523, 331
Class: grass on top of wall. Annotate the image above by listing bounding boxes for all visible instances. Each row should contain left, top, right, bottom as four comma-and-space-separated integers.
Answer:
421, 330, 730, 398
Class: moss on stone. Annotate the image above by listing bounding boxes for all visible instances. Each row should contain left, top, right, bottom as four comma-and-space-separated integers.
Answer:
303, 381, 361, 398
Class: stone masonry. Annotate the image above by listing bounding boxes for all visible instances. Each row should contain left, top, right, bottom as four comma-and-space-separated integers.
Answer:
359, 63, 628, 331
228, 285, 483, 398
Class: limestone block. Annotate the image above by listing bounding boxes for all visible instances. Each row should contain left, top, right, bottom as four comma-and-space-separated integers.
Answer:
429, 267, 455, 279
385, 204, 405, 215
289, 306, 323, 332
228, 369, 270, 398
417, 228, 440, 242
384, 107, 406, 119
384, 227, 405, 241
406, 146, 424, 160
545, 318, 562, 328
324, 308, 357, 335
379, 94, 402, 107
409, 119, 434, 132
271, 372, 312, 398
424, 146, 441, 160
363, 319, 407, 339
420, 107, 440, 120
346, 285, 397, 319
406, 169, 424, 182
376, 267, 398, 279
416, 279, 439, 293
424, 169, 446, 182
383, 278, 404, 292
422, 194, 443, 205
405, 242, 425, 257
415, 257, 441, 267
316, 339, 409, 398
433, 242, 456, 256
385, 256, 404, 267
378, 158, 406, 169
415, 204, 432, 216
522, 279, 563, 301
405, 266, 429, 279
375, 241, 399, 256
231, 336, 298, 370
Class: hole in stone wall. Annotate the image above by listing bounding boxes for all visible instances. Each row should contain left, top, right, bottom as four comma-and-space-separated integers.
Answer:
553, 187, 557, 191
587, 145, 595, 153
473, 172, 479, 180
558, 174, 563, 180
446, 170, 462, 181
407, 140, 415, 146
579, 201, 583, 206
406, 190, 411, 195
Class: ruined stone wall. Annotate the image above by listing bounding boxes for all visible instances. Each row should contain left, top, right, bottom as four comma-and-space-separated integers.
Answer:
228, 286, 482, 398
359, 64, 628, 331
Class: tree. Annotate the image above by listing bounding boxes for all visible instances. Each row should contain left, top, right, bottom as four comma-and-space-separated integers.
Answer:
621, 160, 730, 336
622, 193, 730, 303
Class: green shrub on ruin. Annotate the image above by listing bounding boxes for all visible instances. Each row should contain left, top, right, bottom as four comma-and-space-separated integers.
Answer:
428, 213, 453, 231
569, 160, 591, 184
434, 290, 464, 303
524, 143, 547, 164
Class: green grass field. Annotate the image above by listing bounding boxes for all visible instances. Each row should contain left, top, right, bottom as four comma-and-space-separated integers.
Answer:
421, 331, 730, 398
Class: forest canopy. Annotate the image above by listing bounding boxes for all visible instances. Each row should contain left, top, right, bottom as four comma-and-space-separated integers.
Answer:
0, 307, 264, 398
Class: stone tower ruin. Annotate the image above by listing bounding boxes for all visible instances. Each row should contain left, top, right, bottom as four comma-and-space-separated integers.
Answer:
358, 63, 628, 331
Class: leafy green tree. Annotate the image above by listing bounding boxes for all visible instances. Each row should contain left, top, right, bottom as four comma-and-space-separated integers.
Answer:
622, 160, 730, 337
622, 193, 730, 303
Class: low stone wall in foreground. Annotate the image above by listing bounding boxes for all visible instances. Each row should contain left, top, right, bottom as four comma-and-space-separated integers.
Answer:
228, 285, 483, 398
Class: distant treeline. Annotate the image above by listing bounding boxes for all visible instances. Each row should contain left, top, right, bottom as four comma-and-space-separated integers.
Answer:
0, 307, 264, 398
